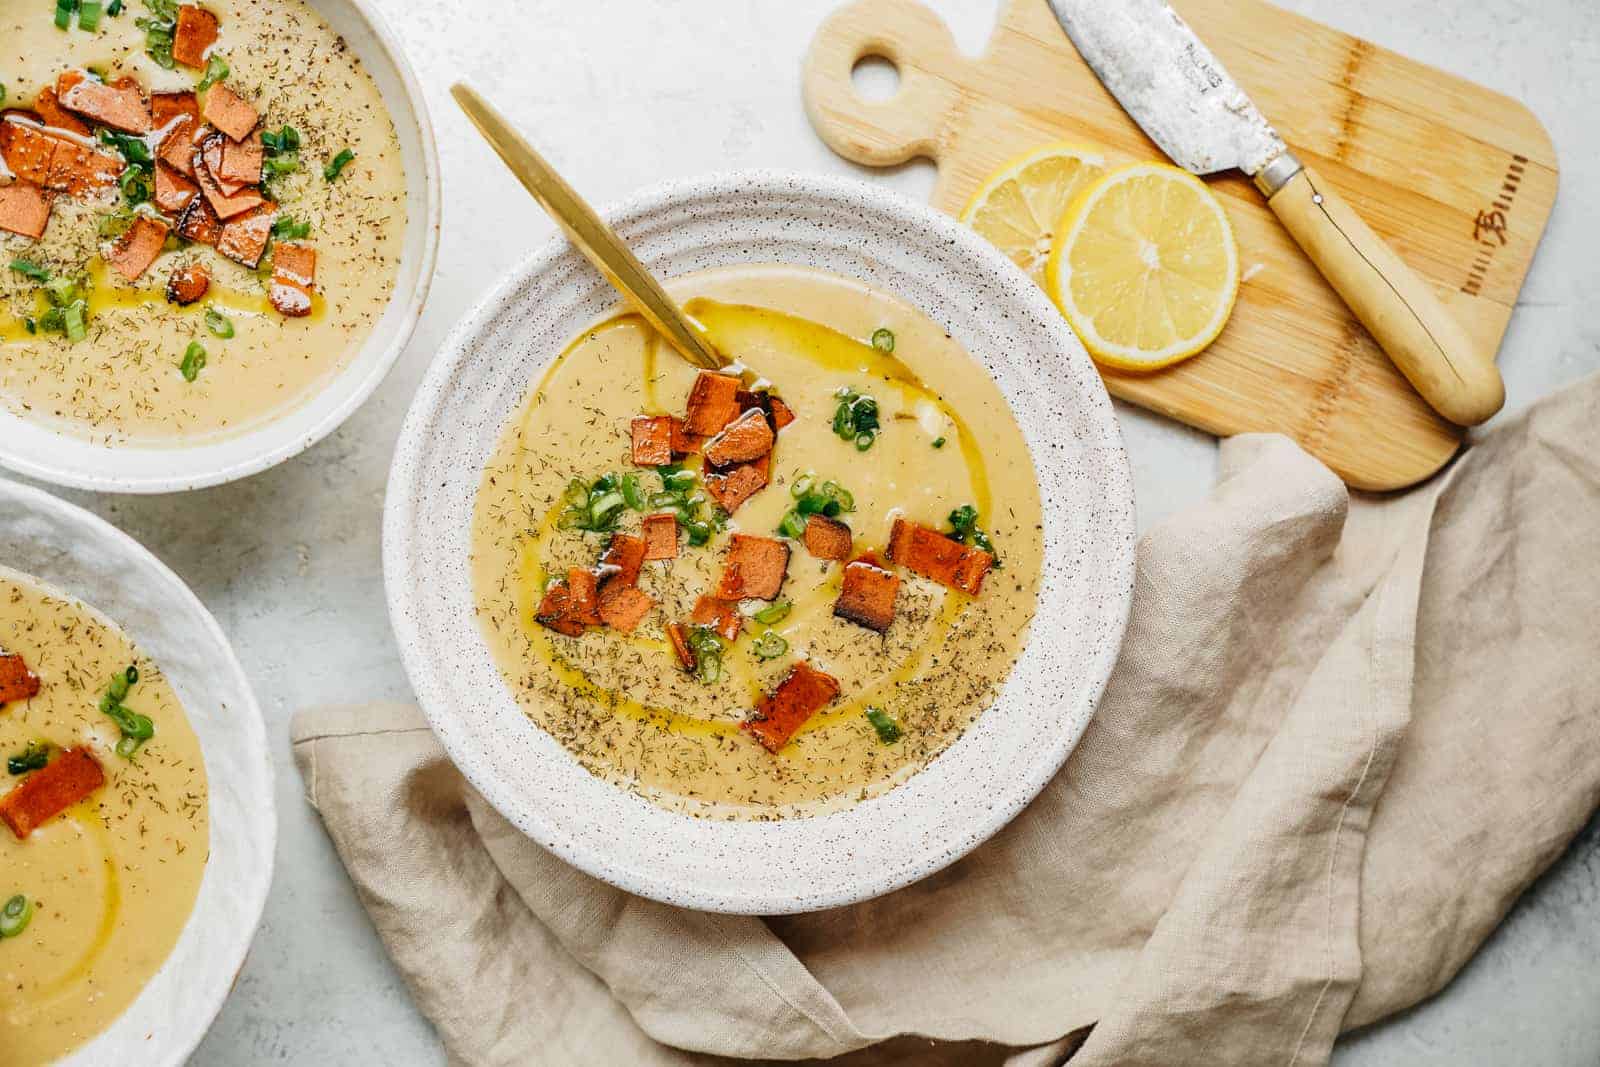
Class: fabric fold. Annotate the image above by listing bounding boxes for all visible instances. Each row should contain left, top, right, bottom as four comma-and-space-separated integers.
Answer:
293, 372, 1600, 1066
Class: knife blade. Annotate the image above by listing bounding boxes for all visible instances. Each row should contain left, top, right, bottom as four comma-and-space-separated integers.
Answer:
1047, 0, 1287, 180
1045, 0, 1505, 427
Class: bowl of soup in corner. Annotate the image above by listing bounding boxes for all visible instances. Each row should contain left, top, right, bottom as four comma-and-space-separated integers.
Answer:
0, 476, 273, 1065
385, 172, 1136, 914
0, 0, 439, 492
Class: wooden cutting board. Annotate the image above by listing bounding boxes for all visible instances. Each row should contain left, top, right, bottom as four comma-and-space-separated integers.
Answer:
802, 0, 1557, 490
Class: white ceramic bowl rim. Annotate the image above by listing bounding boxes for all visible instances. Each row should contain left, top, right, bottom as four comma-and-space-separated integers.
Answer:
0, 0, 441, 494
0, 477, 275, 1065
384, 170, 1136, 914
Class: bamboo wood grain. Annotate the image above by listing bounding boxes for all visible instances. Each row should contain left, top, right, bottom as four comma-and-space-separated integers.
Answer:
802, 0, 1557, 489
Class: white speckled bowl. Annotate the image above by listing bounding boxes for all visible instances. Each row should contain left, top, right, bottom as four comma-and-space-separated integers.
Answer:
0, 0, 440, 494
384, 172, 1135, 914
0, 477, 274, 1064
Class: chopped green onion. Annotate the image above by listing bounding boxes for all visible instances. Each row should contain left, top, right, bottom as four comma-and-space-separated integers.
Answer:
22, 318, 36, 335
589, 490, 625, 526
78, 0, 103, 30
778, 509, 807, 540
135, 0, 177, 68
107, 0, 123, 15
204, 306, 234, 338
751, 630, 788, 660
62, 300, 87, 343
270, 216, 311, 240
683, 520, 712, 547
0, 85, 6, 105
99, 666, 154, 758
620, 472, 646, 511
262, 152, 300, 178
55, 0, 77, 30
646, 490, 679, 511
710, 507, 731, 532
947, 504, 1000, 566
865, 706, 903, 744
832, 388, 880, 449
685, 626, 726, 685
753, 600, 791, 625
932, 436, 946, 449
870, 327, 895, 353
323, 148, 355, 182
7, 741, 50, 775
661, 467, 696, 493
0, 895, 32, 938
260, 126, 300, 153
9, 259, 49, 283
790, 474, 815, 499
196, 53, 229, 91
179, 340, 206, 382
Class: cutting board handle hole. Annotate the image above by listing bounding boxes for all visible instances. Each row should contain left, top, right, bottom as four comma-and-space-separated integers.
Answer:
850, 54, 902, 102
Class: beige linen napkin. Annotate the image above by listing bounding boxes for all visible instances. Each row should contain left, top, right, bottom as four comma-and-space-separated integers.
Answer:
293, 374, 1600, 1066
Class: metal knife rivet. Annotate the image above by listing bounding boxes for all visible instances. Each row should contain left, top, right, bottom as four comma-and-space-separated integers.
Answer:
1313, 194, 1324, 204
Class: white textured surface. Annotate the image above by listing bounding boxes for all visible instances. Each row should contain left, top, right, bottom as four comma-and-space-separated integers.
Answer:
11, 0, 1589, 1061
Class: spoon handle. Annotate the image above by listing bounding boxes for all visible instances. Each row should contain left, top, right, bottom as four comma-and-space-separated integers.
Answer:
451, 83, 724, 370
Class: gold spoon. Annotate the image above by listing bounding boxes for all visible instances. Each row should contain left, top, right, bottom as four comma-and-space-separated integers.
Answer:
451, 82, 724, 370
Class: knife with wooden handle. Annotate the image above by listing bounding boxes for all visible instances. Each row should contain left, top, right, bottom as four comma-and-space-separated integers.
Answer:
1048, 0, 1504, 427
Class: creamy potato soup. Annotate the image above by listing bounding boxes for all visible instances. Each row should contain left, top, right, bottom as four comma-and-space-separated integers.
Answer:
473, 265, 1044, 818
0, 0, 405, 445
0, 568, 208, 1065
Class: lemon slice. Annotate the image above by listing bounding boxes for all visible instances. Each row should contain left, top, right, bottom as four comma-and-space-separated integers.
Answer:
1046, 162, 1239, 371
959, 143, 1106, 284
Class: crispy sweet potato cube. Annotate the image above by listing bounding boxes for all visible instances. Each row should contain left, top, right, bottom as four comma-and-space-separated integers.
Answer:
0, 747, 105, 840
107, 215, 171, 281
734, 389, 796, 432
165, 262, 209, 306
802, 514, 852, 562
534, 566, 606, 634
0, 654, 42, 705
598, 584, 653, 634
269, 242, 316, 317
742, 662, 841, 753
716, 534, 789, 602
0, 182, 50, 241
683, 371, 742, 436
201, 83, 258, 142
703, 408, 774, 468
834, 558, 900, 633
565, 567, 601, 626
629, 415, 675, 466
153, 95, 202, 176
151, 90, 199, 128
887, 519, 994, 596
195, 141, 266, 219
666, 622, 694, 671
216, 201, 275, 266
641, 513, 678, 561
689, 595, 742, 643
176, 193, 223, 246
47, 139, 122, 197
173, 5, 220, 69
60, 75, 151, 133
703, 454, 769, 514
596, 533, 646, 591
1, 116, 58, 186
33, 87, 89, 135
200, 133, 248, 196
154, 161, 199, 213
